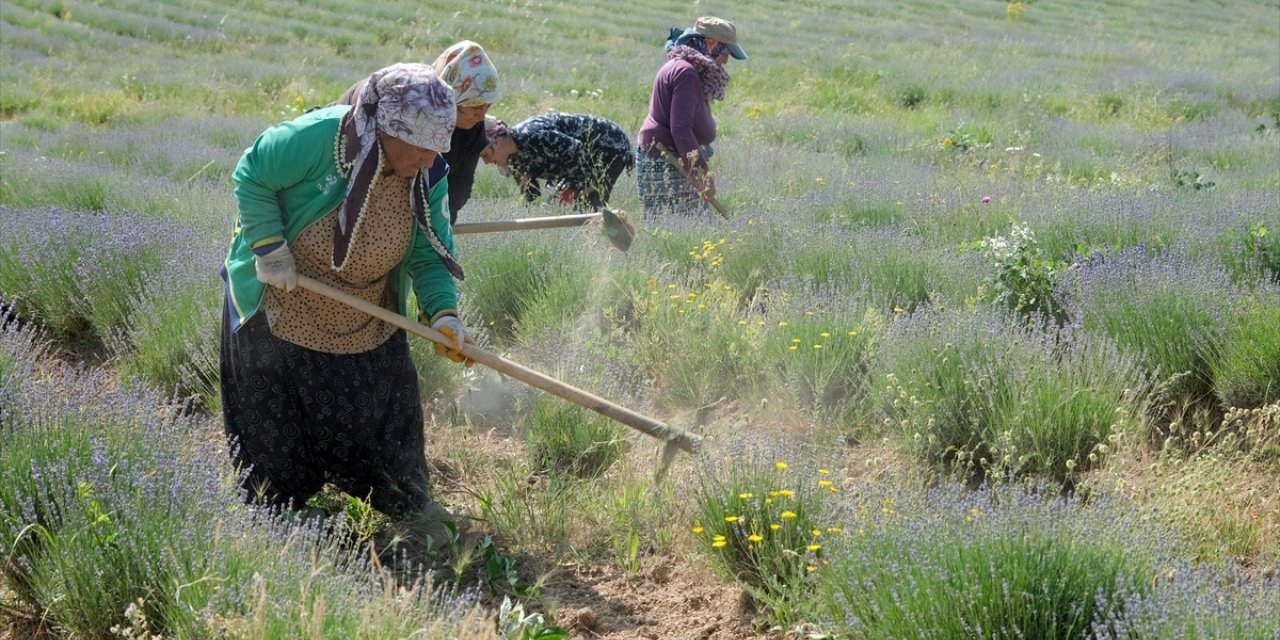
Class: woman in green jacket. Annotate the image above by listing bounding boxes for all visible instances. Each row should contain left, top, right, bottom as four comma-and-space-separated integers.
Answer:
219, 63, 469, 533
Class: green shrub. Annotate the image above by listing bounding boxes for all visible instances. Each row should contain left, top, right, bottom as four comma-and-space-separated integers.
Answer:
1210, 291, 1280, 409
873, 308, 1148, 482
525, 396, 627, 478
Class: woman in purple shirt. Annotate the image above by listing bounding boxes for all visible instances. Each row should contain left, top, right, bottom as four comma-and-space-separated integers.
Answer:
636, 16, 746, 216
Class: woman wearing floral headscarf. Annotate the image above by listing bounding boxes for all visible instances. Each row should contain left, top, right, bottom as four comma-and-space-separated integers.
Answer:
220, 63, 470, 535
337, 41, 501, 223
636, 16, 746, 216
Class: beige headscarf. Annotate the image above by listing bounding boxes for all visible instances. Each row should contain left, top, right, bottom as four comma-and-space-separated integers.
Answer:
431, 40, 501, 108
333, 63, 463, 279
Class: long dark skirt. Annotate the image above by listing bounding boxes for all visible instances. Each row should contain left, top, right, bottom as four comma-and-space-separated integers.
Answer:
220, 305, 429, 519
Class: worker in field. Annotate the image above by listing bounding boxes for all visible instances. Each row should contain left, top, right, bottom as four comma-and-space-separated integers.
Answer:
480, 112, 634, 211
220, 63, 472, 549
636, 16, 746, 216
337, 40, 501, 223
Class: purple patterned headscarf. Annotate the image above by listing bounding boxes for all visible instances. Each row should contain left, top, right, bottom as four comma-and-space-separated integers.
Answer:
334, 63, 464, 279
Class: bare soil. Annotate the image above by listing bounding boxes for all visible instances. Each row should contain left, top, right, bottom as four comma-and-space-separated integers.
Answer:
532, 557, 771, 640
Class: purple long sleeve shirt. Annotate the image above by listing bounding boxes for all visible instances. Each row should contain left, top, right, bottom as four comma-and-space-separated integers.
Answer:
637, 58, 716, 171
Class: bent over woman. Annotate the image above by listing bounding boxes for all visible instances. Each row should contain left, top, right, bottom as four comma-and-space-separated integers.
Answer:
219, 64, 471, 532
481, 112, 633, 211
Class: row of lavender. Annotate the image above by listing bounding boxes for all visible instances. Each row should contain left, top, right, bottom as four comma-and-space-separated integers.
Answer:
4, 285, 1276, 636
0, 298, 492, 637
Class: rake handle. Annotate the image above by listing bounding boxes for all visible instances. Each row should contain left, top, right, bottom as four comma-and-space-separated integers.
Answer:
653, 142, 730, 219
294, 275, 701, 454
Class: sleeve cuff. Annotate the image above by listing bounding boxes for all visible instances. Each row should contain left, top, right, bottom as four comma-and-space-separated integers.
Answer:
421, 309, 458, 326
251, 237, 286, 255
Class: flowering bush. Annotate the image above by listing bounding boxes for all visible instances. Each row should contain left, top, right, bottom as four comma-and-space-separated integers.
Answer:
689, 439, 842, 624
976, 222, 1068, 323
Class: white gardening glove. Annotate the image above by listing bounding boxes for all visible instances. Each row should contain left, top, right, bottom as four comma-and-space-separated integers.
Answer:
254, 243, 297, 292
430, 315, 474, 367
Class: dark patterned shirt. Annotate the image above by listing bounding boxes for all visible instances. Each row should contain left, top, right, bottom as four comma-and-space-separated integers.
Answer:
508, 112, 634, 201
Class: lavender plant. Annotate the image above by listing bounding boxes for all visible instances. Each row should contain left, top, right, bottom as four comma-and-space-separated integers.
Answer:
1058, 245, 1234, 436
0, 206, 210, 348
1092, 560, 1280, 639
1209, 290, 1280, 410
872, 307, 1149, 482
813, 479, 1181, 639
525, 394, 627, 478
0, 324, 492, 638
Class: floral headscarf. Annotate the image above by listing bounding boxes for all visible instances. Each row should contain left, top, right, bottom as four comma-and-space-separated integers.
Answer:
333, 63, 464, 279
431, 40, 501, 108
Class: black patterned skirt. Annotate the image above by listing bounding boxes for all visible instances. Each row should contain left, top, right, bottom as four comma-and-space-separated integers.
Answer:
635, 146, 706, 217
219, 305, 429, 519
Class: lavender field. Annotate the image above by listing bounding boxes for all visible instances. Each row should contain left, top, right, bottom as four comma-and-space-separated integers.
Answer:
2, 0, 1279, 638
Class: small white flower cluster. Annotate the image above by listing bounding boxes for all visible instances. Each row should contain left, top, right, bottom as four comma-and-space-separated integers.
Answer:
981, 223, 1035, 262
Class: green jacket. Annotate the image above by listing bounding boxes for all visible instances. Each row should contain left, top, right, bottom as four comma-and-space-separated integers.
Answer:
221, 105, 457, 332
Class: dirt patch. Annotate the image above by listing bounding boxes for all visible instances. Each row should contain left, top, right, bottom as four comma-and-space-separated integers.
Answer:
534, 557, 773, 640
0, 616, 57, 640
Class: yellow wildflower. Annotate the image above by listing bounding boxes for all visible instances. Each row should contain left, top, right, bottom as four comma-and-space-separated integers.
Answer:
738, 492, 754, 499
770, 523, 781, 530
725, 515, 738, 523
781, 511, 797, 520
693, 526, 704, 534
807, 544, 822, 551
775, 462, 789, 470
748, 534, 763, 542
712, 540, 727, 548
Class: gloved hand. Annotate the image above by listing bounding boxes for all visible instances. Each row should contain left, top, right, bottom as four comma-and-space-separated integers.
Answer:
430, 315, 474, 367
254, 242, 297, 292
558, 187, 579, 206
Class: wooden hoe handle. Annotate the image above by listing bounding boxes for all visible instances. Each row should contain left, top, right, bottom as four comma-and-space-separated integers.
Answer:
453, 213, 601, 235
653, 142, 730, 219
